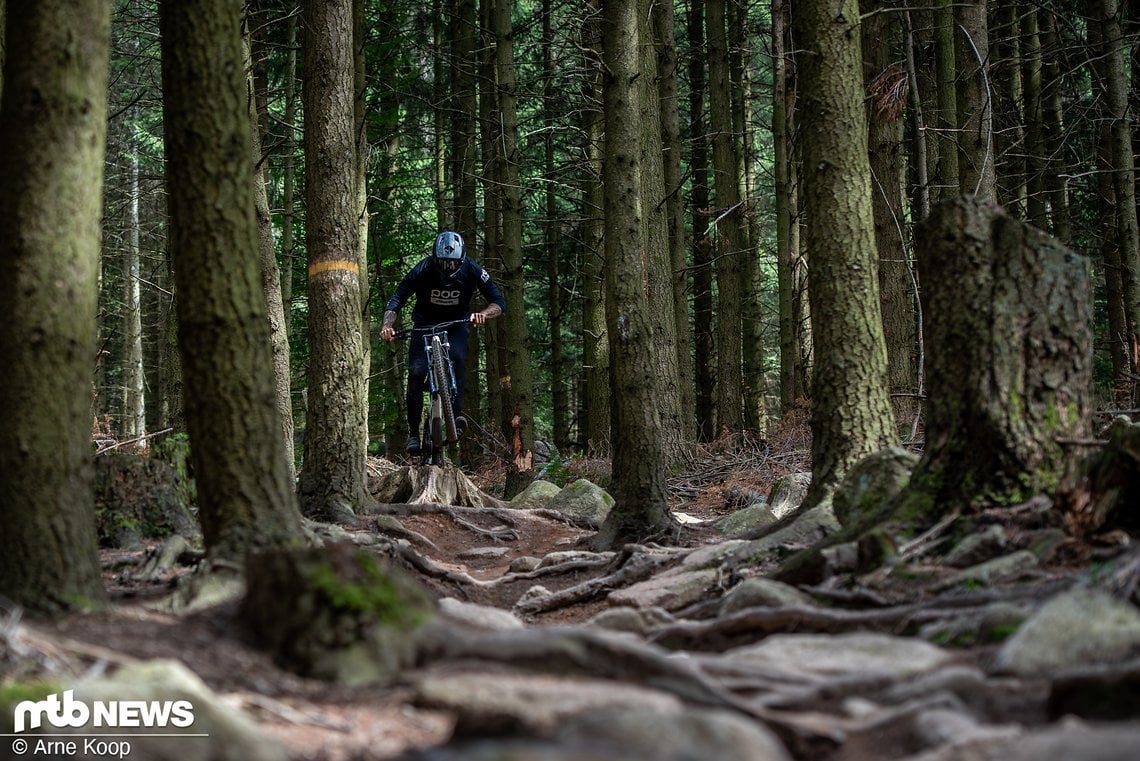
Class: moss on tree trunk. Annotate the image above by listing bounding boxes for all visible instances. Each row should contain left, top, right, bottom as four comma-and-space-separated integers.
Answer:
905, 197, 1092, 516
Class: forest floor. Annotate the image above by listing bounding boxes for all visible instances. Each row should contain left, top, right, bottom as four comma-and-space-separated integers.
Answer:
6, 420, 1139, 761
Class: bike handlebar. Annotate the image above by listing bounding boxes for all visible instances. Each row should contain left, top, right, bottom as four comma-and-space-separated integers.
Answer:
392, 317, 474, 341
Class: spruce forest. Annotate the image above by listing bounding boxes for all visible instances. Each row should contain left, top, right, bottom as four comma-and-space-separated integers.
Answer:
2, 1, 1140, 760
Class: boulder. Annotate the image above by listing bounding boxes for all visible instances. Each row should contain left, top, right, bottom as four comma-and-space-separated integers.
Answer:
607, 568, 720, 612
544, 479, 615, 527
727, 632, 952, 680
714, 504, 778, 537
767, 472, 812, 519
992, 588, 1140, 677
719, 578, 815, 615
510, 479, 563, 509
832, 448, 919, 527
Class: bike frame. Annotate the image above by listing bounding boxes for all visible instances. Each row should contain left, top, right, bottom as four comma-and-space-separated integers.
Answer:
396, 319, 467, 465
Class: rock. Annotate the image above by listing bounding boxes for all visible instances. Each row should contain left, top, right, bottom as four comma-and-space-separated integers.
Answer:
510, 479, 563, 509
93, 453, 198, 549
584, 606, 674, 637
543, 479, 615, 526
737, 504, 842, 562
727, 632, 952, 680
438, 597, 524, 631
509, 556, 542, 573
918, 601, 1032, 647
75, 659, 287, 761
942, 525, 1007, 567
768, 472, 812, 519
714, 504, 778, 537
607, 568, 720, 611
515, 585, 551, 608
832, 448, 919, 527
719, 578, 815, 615
556, 705, 792, 761
241, 542, 433, 686
682, 540, 751, 569
992, 588, 1140, 677
912, 707, 1021, 749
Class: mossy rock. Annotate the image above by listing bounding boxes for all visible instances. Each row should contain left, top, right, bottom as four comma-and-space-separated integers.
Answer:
241, 542, 433, 685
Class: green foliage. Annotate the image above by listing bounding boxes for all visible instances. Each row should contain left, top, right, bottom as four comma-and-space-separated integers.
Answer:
151, 432, 197, 506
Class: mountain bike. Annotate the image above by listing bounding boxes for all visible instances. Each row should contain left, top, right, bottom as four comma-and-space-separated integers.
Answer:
395, 319, 468, 466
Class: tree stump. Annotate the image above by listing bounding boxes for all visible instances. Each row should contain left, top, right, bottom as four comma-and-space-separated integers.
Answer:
905, 197, 1092, 514
241, 542, 434, 685
93, 453, 199, 548
371, 464, 507, 508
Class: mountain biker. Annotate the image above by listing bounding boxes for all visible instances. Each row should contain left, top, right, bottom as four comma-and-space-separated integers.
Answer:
380, 230, 505, 454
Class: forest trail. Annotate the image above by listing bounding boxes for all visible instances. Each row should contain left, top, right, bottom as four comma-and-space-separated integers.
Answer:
5, 447, 1140, 761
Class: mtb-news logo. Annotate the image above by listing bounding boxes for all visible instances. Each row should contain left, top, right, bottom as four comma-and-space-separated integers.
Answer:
9, 690, 196, 758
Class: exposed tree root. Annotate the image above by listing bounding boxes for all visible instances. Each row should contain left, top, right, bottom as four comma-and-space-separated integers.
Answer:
511, 548, 681, 616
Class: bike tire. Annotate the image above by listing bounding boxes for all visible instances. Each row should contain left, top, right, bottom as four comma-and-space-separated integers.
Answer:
431, 335, 459, 444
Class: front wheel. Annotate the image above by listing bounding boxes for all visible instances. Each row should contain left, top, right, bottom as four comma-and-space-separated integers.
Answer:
431, 335, 459, 444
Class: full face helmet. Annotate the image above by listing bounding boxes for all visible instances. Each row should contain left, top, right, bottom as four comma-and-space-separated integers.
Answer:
432, 231, 465, 277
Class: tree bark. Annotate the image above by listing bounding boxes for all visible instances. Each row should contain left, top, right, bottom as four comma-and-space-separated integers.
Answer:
708, 0, 744, 434
689, 0, 715, 439
991, 0, 1025, 215
1040, 8, 1071, 243
0, 0, 110, 614
795, 0, 897, 505
594, 0, 675, 548
494, 0, 537, 465
864, 0, 918, 436
581, 0, 609, 456
244, 30, 295, 477
932, 0, 959, 201
160, 0, 306, 560
543, 0, 568, 451
1020, 3, 1047, 227
908, 197, 1092, 511
299, 0, 370, 521
955, 0, 995, 200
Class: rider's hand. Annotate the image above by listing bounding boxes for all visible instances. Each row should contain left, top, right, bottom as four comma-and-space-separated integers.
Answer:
470, 311, 486, 327
380, 326, 397, 343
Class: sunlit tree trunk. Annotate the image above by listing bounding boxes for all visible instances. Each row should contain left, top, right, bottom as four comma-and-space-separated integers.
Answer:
160, 0, 306, 559
796, 0, 896, 506
0, 0, 110, 614
122, 118, 146, 441
299, 0, 369, 520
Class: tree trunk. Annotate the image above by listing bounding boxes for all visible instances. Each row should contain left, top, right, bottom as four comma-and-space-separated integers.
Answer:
955, 0, 995, 200
479, 0, 503, 438
594, 0, 675, 548
280, 11, 298, 342
654, 0, 695, 443
1096, 0, 1140, 405
245, 31, 295, 477
543, 0, 568, 451
796, 0, 897, 506
494, 0, 537, 466
932, 0, 959, 201
581, 0, 608, 456
708, 0, 744, 434
1040, 8, 1071, 243
160, 0, 306, 560
0, 0, 110, 614
774, 0, 796, 413
907, 197, 1092, 511
1020, 3, 1047, 227
354, 0, 371, 458
299, 0, 369, 521
122, 118, 146, 441
864, 0, 918, 436
689, 0, 715, 439
991, 0, 1025, 215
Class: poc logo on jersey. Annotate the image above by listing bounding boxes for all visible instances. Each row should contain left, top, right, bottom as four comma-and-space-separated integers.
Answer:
431, 288, 461, 306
